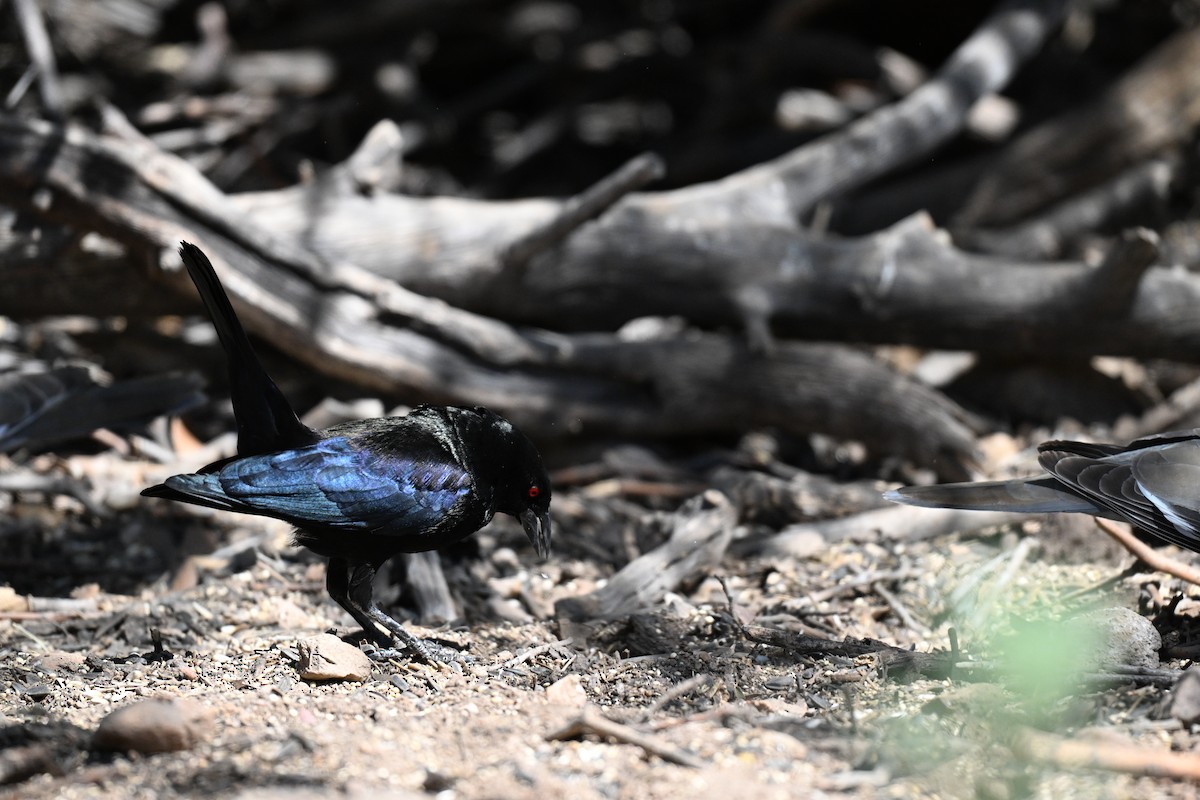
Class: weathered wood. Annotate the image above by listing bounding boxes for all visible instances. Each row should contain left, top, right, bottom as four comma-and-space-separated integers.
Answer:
0, 115, 983, 474
957, 28, 1200, 227
554, 491, 735, 621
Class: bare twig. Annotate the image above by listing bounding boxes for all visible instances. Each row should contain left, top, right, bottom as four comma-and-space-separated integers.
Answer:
1114, 373, 1200, 441
807, 568, 924, 605
1080, 228, 1160, 318
499, 152, 664, 272
873, 583, 929, 635
966, 536, 1038, 630
959, 159, 1174, 259
0, 470, 108, 517
741, 506, 1028, 558
666, 0, 1070, 223
1009, 726, 1200, 779
555, 491, 736, 621
497, 639, 574, 671
10, 0, 63, 117
640, 674, 717, 722
546, 706, 704, 769
1093, 518, 1200, 586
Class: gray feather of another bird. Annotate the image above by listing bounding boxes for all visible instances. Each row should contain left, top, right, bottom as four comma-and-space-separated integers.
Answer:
887, 430, 1200, 552
884, 477, 1102, 515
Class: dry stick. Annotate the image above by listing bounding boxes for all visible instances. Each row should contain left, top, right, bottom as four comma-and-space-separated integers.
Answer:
682, 0, 1070, 223
959, 159, 1175, 260
499, 152, 665, 272
1009, 726, 1200, 780
1079, 228, 1160, 318
0, 471, 108, 517
806, 568, 924, 604
1093, 517, 1200, 586
639, 674, 717, 723
0, 115, 983, 473
1115, 374, 1200, 441
9, 0, 62, 117
873, 583, 928, 635
546, 706, 704, 769
498, 639, 574, 671
555, 491, 735, 621
958, 27, 1200, 228
580, 478, 708, 500
747, 506, 1031, 559
966, 536, 1037, 631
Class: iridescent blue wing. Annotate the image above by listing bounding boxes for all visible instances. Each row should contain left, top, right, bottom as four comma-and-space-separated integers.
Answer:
159, 437, 472, 535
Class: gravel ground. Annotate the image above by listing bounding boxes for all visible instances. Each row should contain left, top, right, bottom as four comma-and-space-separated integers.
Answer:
4, 493, 1200, 799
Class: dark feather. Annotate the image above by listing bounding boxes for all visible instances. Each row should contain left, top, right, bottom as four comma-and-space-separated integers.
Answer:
0, 367, 203, 452
888, 431, 1200, 551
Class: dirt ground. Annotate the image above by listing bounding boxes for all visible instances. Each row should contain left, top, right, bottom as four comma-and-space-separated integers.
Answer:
4, 495, 1200, 800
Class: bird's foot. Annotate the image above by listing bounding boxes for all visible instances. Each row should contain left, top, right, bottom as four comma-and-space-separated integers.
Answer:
361, 638, 471, 665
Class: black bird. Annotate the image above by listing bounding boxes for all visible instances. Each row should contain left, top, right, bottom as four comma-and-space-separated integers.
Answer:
885, 430, 1200, 551
143, 243, 551, 661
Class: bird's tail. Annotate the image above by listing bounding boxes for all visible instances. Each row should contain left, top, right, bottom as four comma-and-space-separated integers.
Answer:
178, 243, 317, 455
884, 477, 1101, 514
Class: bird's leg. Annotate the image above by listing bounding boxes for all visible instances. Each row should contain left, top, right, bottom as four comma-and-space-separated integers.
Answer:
324, 556, 391, 647
345, 560, 441, 663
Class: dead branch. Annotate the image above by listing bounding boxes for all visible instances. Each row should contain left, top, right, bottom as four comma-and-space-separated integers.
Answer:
0, 114, 983, 473
546, 706, 704, 769
651, 0, 1069, 225
742, 623, 956, 678
1093, 518, 1200, 587
555, 491, 735, 621
958, 27, 1200, 227
957, 159, 1175, 259
10, 0, 63, 117
737, 505, 1031, 558
1008, 725, 1200, 780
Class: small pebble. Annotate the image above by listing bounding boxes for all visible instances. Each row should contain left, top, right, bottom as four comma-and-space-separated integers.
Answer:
545, 673, 586, 706
295, 633, 372, 682
38, 652, 86, 672
92, 698, 213, 754
1167, 666, 1200, 725
16, 682, 51, 701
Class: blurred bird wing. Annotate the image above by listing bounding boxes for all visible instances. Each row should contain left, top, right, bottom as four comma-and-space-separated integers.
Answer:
0, 369, 87, 449
216, 438, 473, 532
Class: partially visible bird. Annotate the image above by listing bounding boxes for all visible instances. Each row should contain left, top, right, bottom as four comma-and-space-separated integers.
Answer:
142, 243, 551, 661
0, 366, 203, 453
885, 430, 1200, 551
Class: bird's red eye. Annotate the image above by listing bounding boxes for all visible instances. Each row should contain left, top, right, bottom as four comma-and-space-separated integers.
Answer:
528, 486, 540, 499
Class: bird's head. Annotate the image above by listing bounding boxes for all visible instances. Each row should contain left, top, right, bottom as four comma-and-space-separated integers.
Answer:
467, 407, 552, 560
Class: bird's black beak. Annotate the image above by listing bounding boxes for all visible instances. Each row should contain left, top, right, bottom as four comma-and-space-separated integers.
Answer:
518, 507, 552, 560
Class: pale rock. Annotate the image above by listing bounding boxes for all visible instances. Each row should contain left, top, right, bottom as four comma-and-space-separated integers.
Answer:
295, 633, 372, 682
92, 697, 213, 753
545, 673, 586, 706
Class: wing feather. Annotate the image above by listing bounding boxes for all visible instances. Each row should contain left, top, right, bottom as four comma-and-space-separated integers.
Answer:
162, 437, 473, 536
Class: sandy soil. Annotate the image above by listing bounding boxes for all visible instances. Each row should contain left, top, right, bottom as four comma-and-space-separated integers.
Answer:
4, 499, 1200, 800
